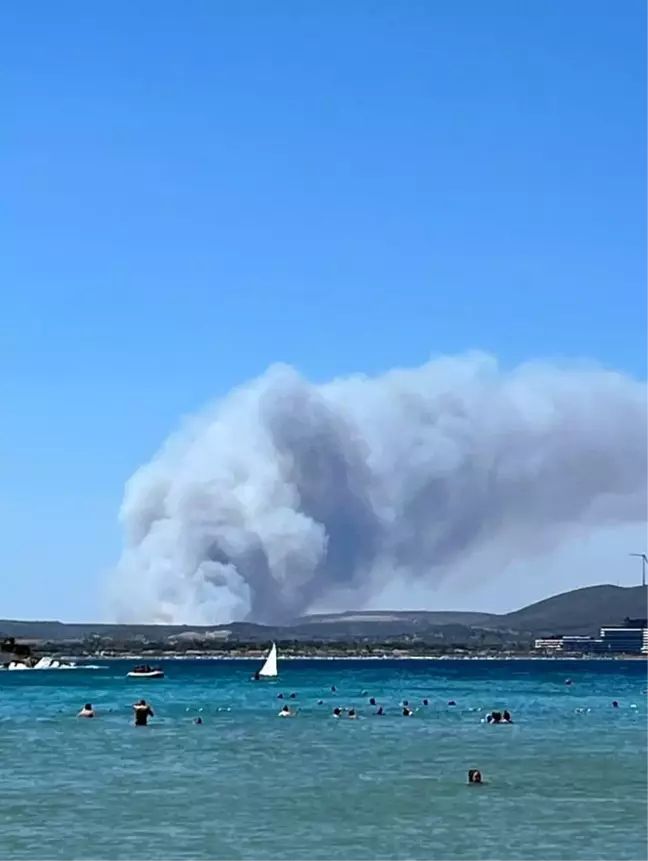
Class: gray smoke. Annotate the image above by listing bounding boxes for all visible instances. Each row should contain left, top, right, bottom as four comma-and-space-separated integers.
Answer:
110, 352, 647, 624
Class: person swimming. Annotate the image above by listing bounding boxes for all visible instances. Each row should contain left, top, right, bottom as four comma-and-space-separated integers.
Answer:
468, 769, 483, 784
369, 697, 376, 706
278, 705, 295, 717
77, 703, 95, 718
448, 700, 457, 706
422, 699, 429, 706
612, 700, 619, 708
194, 717, 203, 724
402, 706, 413, 716
332, 707, 342, 718
503, 710, 513, 723
375, 706, 384, 715
133, 700, 154, 726
289, 693, 297, 699
348, 709, 357, 720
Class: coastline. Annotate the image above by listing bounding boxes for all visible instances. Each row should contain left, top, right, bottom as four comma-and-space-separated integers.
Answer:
65, 652, 647, 662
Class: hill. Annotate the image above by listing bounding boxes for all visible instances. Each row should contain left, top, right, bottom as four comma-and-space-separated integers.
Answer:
0, 584, 645, 644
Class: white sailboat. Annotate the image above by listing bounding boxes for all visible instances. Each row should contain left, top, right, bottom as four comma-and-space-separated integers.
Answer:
256, 642, 278, 678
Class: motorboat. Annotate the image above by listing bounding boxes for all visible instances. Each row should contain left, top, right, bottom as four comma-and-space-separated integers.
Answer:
126, 665, 165, 679
5, 656, 77, 671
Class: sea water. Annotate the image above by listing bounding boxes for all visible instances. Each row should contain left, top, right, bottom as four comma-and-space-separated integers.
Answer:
0, 658, 645, 860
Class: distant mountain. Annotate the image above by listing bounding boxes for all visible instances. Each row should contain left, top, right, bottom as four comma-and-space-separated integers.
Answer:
503, 584, 647, 636
0, 584, 645, 643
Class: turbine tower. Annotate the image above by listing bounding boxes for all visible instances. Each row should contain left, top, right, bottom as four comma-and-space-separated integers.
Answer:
629, 553, 647, 587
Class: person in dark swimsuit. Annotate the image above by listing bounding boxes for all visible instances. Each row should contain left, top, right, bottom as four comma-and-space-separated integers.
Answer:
133, 699, 154, 726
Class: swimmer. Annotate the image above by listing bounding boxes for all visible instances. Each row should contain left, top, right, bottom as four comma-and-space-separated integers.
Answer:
403, 700, 409, 707
194, 717, 203, 725
375, 706, 384, 715
277, 693, 284, 699
77, 703, 95, 718
503, 710, 513, 723
289, 693, 296, 699
133, 699, 154, 726
348, 709, 358, 720
612, 700, 619, 708
448, 700, 456, 706
332, 707, 342, 718
369, 697, 376, 706
402, 706, 413, 717
468, 769, 483, 785
278, 705, 295, 717
317, 700, 324, 705
422, 699, 429, 706
565, 679, 573, 686
331, 686, 337, 692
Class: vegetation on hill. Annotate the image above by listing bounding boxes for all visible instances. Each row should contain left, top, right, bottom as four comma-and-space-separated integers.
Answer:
0, 584, 645, 646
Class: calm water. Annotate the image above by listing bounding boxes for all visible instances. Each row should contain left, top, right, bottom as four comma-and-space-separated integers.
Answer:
0, 658, 645, 860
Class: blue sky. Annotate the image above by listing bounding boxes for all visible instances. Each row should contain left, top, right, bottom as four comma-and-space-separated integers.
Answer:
1, 1, 645, 621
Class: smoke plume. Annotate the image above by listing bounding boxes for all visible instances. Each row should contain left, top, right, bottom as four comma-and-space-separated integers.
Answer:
110, 353, 647, 624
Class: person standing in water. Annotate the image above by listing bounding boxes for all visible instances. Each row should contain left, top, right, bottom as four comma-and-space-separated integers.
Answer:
77, 703, 95, 718
133, 699, 154, 726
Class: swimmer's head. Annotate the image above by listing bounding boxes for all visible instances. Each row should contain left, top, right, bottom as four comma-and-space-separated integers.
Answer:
369, 697, 376, 706
468, 769, 482, 784
612, 700, 619, 708
423, 699, 428, 706
84, 703, 92, 711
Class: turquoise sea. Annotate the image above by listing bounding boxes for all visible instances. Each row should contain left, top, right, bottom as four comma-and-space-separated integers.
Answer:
0, 658, 645, 860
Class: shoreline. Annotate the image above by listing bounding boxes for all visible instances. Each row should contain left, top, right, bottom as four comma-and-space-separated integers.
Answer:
65, 653, 647, 662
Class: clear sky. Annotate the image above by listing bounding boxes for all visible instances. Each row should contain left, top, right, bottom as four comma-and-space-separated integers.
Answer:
1, 1, 646, 621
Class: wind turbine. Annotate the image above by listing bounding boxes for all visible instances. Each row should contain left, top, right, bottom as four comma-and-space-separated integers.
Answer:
629, 553, 647, 587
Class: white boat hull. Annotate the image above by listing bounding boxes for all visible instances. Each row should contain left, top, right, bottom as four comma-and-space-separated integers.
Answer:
127, 671, 165, 679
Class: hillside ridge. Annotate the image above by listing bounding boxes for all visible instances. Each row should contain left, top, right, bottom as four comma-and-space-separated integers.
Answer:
1, 584, 645, 641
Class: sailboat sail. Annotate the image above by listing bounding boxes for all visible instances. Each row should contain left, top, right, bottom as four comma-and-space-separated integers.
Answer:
258, 642, 278, 677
